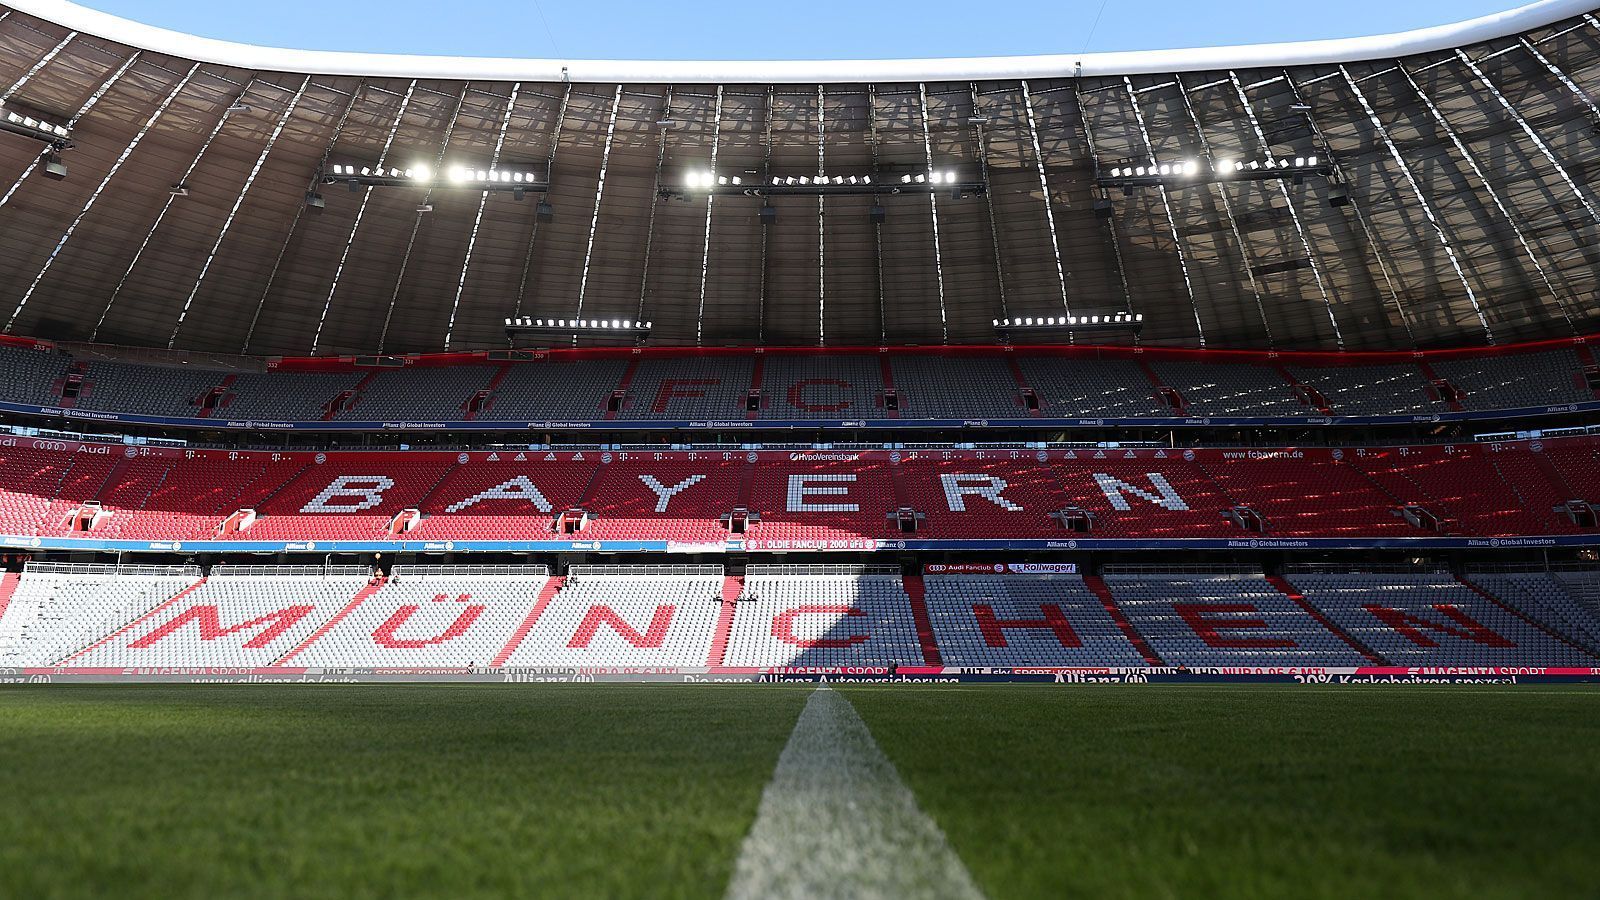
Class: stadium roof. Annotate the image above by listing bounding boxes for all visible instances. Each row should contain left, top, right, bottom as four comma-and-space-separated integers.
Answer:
0, 0, 1596, 355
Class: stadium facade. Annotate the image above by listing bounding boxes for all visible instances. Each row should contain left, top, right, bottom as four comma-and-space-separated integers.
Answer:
0, 1, 1599, 679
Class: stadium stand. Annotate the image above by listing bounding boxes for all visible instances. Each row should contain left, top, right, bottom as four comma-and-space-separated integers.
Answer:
724, 567, 926, 668
65, 566, 373, 668
475, 358, 628, 421
287, 566, 550, 668
621, 356, 755, 420
1436, 348, 1595, 412
1148, 360, 1305, 417
220, 371, 366, 421
6, 565, 1598, 670
1101, 573, 1370, 666
761, 354, 886, 419
2, 342, 1599, 424
1019, 357, 1170, 417
890, 356, 1024, 419
1285, 572, 1594, 666
2, 436, 1600, 544
0, 563, 201, 666
332, 366, 497, 421
1285, 364, 1436, 415
923, 572, 1148, 667
500, 566, 723, 667
0, 344, 71, 406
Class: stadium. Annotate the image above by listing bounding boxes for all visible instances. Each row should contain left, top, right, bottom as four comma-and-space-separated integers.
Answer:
0, 0, 1596, 896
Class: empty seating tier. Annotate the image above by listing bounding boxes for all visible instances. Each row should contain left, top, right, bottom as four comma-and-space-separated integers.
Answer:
5, 565, 1593, 669
1, 341, 1595, 424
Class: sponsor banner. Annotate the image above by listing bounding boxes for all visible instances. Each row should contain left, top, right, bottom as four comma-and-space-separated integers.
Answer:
5, 398, 1598, 432
6, 665, 1597, 685
4, 533, 1600, 554
923, 563, 1079, 575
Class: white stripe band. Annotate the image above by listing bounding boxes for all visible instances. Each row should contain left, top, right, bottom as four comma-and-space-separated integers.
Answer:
725, 688, 986, 900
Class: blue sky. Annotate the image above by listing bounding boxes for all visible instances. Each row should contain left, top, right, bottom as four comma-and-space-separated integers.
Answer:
77, 0, 1521, 60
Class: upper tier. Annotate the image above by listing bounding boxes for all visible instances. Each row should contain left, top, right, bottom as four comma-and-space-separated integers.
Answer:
3, 338, 1598, 430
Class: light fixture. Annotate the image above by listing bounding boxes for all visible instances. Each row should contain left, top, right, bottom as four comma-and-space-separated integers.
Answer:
40, 151, 66, 181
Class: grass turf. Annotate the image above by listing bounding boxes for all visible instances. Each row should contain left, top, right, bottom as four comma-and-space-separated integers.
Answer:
846, 684, 1600, 900
0, 685, 809, 900
2, 684, 1595, 899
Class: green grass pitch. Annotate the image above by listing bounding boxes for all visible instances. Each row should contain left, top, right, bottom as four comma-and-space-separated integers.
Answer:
0, 684, 1594, 899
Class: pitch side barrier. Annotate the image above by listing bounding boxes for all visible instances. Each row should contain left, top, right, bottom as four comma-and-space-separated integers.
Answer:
5, 399, 1598, 433
4, 666, 1596, 685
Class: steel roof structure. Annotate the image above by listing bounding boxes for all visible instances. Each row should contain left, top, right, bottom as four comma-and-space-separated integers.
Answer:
0, 0, 1596, 355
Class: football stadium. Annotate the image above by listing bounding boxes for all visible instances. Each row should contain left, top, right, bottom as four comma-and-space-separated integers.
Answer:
0, 0, 1597, 895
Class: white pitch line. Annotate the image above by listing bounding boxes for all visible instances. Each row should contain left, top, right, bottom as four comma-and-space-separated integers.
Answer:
724, 687, 987, 900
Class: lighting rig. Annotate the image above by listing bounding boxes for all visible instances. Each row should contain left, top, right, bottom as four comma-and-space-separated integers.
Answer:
1096, 155, 1331, 189
661, 168, 984, 201
994, 312, 1144, 340
0, 100, 72, 180
504, 317, 653, 346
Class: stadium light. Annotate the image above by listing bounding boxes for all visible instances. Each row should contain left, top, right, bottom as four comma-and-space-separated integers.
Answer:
0, 100, 71, 149
1099, 154, 1329, 189
504, 316, 653, 345
994, 311, 1144, 339
323, 162, 550, 195
664, 168, 981, 200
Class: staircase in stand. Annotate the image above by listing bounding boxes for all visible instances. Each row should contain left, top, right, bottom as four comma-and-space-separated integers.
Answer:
705, 574, 744, 667
275, 577, 390, 665
1454, 574, 1598, 659
1082, 575, 1164, 666
1266, 575, 1389, 665
0, 571, 20, 622
902, 574, 942, 666
493, 576, 567, 666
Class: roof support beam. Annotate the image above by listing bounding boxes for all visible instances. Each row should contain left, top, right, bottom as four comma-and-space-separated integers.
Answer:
757, 86, 773, 344
310, 80, 416, 354
815, 84, 827, 345
1173, 75, 1273, 345
866, 84, 885, 344
1072, 85, 1137, 324
1283, 71, 1414, 346
0, 46, 138, 211
917, 82, 948, 343
512, 82, 571, 320
636, 86, 671, 324
695, 85, 723, 345
6, 59, 193, 334
970, 84, 1008, 324
1400, 61, 1575, 332
1019, 80, 1070, 321
1228, 71, 1344, 348
3, 30, 76, 102
242, 80, 364, 354
444, 84, 522, 350
378, 84, 469, 352
572, 84, 623, 343
1455, 49, 1600, 228
1523, 29, 1600, 121
168, 76, 311, 349
1124, 76, 1204, 345
1339, 64, 1493, 343
92, 76, 256, 341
